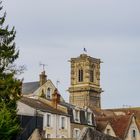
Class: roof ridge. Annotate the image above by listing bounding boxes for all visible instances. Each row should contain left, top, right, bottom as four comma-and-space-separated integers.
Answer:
23, 81, 39, 84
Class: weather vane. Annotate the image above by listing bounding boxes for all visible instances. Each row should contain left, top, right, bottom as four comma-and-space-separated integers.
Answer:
39, 62, 47, 71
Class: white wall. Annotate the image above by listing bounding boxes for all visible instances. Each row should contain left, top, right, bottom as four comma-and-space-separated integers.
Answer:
104, 123, 116, 137
17, 101, 35, 116
43, 113, 71, 138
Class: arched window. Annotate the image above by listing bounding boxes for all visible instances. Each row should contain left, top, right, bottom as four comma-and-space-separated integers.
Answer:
46, 88, 51, 98
78, 69, 83, 82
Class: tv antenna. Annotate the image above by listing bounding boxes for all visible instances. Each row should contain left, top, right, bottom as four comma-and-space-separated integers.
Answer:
56, 80, 60, 89
39, 62, 47, 71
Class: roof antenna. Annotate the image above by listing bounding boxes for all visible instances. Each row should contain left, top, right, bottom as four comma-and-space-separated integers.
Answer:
56, 80, 60, 89
39, 62, 47, 71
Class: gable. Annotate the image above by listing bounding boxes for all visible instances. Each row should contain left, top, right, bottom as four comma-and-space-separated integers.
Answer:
125, 116, 140, 140
33, 79, 65, 102
104, 123, 116, 137
33, 79, 55, 96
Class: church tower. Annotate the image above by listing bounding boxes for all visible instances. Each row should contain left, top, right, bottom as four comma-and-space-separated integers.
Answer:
68, 53, 102, 109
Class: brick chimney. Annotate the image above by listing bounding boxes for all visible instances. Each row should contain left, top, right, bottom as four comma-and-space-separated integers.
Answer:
52, 88, 60, 109
39, 71, 47, 86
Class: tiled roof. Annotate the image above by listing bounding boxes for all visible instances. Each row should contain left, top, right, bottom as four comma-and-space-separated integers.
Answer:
22, 81, 40, 94
20, 97, 69, 116
96, 115, 133, 139
104, 108, 140, 134
110, 115, 132, 139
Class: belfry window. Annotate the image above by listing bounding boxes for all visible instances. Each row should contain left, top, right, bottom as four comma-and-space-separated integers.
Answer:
90, 70, 94, 82
78, 69, 83, 82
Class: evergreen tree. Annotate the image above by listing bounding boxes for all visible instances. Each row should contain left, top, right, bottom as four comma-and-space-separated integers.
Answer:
0, 1, 21, 139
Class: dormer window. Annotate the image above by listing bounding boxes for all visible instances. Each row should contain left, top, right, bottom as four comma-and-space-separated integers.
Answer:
78, 69, 83, 82
87, 112, 92, 125
74, 109, 80, 122
46, 88, 51, 98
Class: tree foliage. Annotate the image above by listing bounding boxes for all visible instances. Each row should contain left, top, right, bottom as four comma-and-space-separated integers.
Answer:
0, 105, 20, 140
0, 1, 21, 139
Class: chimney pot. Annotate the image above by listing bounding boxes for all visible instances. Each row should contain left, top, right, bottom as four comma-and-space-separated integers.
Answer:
52, 88, 60, 109
39, 71, 47, 86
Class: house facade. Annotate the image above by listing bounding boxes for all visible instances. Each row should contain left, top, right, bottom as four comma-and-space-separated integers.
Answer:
19, 78, 96, 139
17, 96, 71, 139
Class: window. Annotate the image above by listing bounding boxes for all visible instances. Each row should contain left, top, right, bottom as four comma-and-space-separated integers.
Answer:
73, 129, 80, 138
90, 70, 94, 82
46, 88, 51, 98
132, 129, 136, 138
78, 69, 83, 82
75, 110, 79, 122
87, 112, 92, 124
46, 134, 51, 138
47, 114, 51, 127
43, 113, 51, 129
107, 129, 110, 135
61, 117, 65, 129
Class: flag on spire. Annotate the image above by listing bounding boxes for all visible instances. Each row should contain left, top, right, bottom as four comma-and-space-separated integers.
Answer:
83, 47, 87, 53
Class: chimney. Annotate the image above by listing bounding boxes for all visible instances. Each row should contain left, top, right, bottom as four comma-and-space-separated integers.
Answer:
52, 88, 60, 109
39, 71, 47, 86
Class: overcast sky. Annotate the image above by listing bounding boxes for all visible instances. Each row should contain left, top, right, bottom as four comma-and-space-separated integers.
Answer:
3, 0, 140, 109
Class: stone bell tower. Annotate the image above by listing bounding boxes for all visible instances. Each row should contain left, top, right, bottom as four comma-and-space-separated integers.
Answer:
68, 53, 102, 109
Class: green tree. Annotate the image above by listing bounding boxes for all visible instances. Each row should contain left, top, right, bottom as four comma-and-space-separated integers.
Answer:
0, 1, 21, 139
